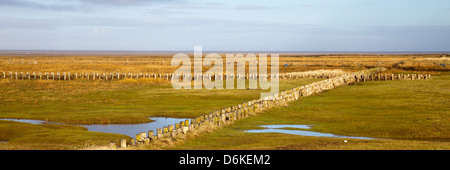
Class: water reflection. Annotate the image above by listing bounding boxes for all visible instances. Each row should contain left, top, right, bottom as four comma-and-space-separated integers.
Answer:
0, 118, 59, 125
244, 125, 373, 140
80, 117, 189, 137
0, 117, 189, 138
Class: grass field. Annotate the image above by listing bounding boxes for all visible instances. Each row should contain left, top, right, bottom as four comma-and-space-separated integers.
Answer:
0, 54, 449, 150
1, 53, 448, 74
0, 77, 319, 149
166, 72, 449, 150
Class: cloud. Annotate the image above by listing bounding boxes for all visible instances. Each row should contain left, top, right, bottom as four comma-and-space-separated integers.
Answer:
143, 8, 198, 16
233, 5, 277, 11
0, 0, 79, 11
0, 0, 179, 11
297, 4, 315, 9
77, 0, 177, 6
161, 1, 225, 10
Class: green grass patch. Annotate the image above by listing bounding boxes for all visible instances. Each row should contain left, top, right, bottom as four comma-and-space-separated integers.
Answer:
0, 78, 319, 149
0, 120, 129, 150
0, 78, 319, 124
169, 72, 450, 150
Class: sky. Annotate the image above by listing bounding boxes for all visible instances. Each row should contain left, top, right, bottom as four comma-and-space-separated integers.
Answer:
0, 0, 449, 51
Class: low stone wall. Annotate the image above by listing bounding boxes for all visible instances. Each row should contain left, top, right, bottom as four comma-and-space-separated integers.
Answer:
118, 67, 431, 148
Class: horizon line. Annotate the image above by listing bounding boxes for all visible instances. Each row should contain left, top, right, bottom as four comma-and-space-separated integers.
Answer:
0, 49, 449, 56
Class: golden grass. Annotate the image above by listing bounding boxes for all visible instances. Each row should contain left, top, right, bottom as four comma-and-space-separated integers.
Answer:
0, 53, 449, 150
118, 78, 171, 85
1, 54, 448, 75
168, 73, 450, 150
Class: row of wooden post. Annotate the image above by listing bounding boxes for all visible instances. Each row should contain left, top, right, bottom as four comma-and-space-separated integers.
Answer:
0, 72, 173, 81
1, 71, 431, 82
354, 73, 431, 81
1, 71, 339, 81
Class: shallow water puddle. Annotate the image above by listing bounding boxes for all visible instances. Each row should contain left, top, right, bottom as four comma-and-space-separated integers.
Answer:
0, 118, 61, 125
244, 125, 373, 140
0, 117, 189, 138
81, 117, 189, 138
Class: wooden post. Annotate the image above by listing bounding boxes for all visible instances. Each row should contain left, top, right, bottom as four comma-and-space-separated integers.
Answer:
144, 138, 150, 145
148, 130, 154, 137
168, 125, 174, 133
140, 132, 147, 141
170, 128, 177, 138
135, 134, 142, 143
130, 139, 136, 146
120, 139, 127, 148
157, 128, 162, 138
163, 126, 169, 135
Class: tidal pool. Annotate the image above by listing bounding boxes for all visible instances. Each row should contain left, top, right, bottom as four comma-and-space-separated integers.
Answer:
244, 125, 373, 140
0, 118, 61, 125
0, 117, 189, 138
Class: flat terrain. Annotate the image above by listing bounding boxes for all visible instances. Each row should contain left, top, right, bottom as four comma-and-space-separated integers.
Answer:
0, 77, 319, 149
1, 53, 449, 73
168, 72, 449, 150
0, 53, 448, 150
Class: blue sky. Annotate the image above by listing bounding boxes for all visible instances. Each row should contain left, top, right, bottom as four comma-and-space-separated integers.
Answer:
0, 0, 449, 51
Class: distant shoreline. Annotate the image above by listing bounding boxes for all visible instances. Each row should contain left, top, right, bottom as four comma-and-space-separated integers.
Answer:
0, 50, 449, 56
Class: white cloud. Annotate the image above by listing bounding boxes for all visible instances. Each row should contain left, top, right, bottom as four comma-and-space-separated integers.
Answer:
233, 5, 277, 11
